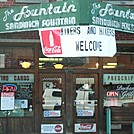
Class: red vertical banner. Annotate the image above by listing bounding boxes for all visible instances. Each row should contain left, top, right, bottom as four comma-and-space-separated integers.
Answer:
40, 30, 62, 55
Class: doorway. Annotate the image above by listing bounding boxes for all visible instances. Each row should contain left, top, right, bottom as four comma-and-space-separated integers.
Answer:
39, 70, 99, 134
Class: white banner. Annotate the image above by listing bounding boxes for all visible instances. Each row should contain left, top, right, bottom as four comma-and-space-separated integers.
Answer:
39, 25, 116, 57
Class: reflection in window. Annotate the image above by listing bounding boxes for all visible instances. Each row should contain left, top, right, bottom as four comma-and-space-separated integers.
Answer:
103, 74, 134, 107
0, 74, 34, 117
103, 55, 134, 69
39, 46, 99, 69
75, 78, 96, 118
42, 78, 62, 117
0, 46, 34, 69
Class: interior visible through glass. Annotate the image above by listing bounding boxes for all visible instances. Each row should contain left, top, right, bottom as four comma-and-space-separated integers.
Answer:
42, 78, 62, 118
75, 78, 97, 118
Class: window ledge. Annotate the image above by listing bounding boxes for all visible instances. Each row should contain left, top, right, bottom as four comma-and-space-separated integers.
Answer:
103, 1, 134, 5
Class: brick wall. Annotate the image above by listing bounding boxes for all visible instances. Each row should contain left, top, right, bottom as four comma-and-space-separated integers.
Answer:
116, 32, 134, 40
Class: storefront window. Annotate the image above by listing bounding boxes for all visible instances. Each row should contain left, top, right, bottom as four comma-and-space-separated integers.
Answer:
74, 78, 96, 118
103, 45, 134, 69
103, 55, 134, 69
0, 46, 34, 69
103, 74, 134, 107
0, 74, 34, 117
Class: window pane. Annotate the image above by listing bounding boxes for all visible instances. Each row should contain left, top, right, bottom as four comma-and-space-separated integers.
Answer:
42, 78, 62, 117
103, 55, 134, 69
0, 46, 34, 69
103, 74, 134, 107
0, 74, 34, 117
75, 78, 96, 118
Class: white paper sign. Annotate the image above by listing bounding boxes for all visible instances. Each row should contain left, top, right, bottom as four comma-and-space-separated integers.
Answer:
75, 123, 96, 132
41, 124, 63, 133
39, 25, 116, 57
1, 92, 14, 110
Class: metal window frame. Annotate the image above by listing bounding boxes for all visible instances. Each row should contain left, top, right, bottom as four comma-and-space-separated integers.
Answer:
15, 0, 49, 3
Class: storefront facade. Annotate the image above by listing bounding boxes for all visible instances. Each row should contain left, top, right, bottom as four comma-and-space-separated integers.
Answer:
0, 0, 134, 134
0, 37, 133, 134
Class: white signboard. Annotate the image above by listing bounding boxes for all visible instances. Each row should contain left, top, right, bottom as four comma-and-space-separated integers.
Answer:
75, 123, 96, 133
41, 124, 63, 133
1, 92, 14, 110
39, 25, 116, 57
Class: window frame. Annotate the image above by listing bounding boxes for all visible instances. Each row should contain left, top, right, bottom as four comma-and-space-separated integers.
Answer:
103, 1, 134, 5
15, 0, 49, 3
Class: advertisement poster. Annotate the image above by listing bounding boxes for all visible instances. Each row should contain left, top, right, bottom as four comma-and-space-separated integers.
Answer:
39, 25, 116, 57
75, 123, 96, 132
1, 92, 14, 110
41, 124, 63, 133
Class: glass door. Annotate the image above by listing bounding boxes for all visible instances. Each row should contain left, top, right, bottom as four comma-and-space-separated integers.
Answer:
39, 72, 99, 134
40, 73, 65, 134
73, 74, 98, 133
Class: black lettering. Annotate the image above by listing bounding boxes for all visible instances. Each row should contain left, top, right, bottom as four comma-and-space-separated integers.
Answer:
87, 26, 96, 34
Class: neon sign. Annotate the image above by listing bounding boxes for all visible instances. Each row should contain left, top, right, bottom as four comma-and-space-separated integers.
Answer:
107, 91, 118, 97
2, 84, 17, 92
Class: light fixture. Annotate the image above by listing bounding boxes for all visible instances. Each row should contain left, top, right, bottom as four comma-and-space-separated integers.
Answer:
54, 64, 63, 69
107, 63, 117, 66
103, 65, 116, 69
21, 61, 31, 69
96, 62, 99, 68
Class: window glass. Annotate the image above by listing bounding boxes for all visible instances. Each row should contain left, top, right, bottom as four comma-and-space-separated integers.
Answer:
39, 46, 99, 69
0, 74, 34, 117
0, 46, 34, 69
42, 78, 62, 117
103, 55, 134, 69
74, 78, 96, 118
103, 74, 134, 107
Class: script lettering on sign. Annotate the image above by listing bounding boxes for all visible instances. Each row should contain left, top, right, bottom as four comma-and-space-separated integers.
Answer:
88, 0, 134, 33
0, 0, 79, 33
116, 85, 134, 99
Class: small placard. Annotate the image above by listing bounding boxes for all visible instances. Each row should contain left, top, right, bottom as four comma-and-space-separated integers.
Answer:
44, 110, 61, 117
75, 123, 96, 133
41, 124, 63, 133
77, 110, 94, 116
